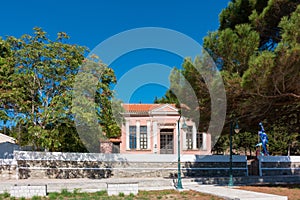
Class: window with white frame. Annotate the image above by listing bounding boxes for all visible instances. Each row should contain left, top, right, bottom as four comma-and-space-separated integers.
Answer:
129, 126, 136, 149
186, 126, 193, 150
140, 126, 147, 149
196, 132, 203, 149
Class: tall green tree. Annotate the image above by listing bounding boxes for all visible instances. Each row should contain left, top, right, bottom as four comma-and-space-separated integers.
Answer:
160, 1, 300, 155
72, 55, 123, 152
220, 0, 299, 50
0, 38, 13, 134
2, 28, 122, 152
5, 28, 87, 151
242, 5, 300, 130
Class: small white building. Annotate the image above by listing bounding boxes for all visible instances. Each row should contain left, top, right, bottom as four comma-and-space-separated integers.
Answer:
0, 133, 16, 144
0, 133, 19, 159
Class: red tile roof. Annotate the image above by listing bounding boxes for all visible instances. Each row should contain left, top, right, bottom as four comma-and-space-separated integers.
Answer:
122, 104, 176, 112
122, 104, 160, 112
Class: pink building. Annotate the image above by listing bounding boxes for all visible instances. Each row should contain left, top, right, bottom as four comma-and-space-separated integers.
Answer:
120, 104, 211, 155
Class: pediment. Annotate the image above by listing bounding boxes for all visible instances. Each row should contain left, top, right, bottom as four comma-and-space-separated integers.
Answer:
150, 104, 179, 115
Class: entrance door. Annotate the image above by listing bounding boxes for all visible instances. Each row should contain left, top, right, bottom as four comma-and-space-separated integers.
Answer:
160, 129, 174, 154
112, 143, 120, 153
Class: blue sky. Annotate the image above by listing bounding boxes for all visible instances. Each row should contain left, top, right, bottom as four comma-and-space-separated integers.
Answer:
1, 0, 230, 103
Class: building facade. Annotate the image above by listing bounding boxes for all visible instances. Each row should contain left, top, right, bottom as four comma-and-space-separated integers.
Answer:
0, 133, 19, 158
120, 104, 211, 155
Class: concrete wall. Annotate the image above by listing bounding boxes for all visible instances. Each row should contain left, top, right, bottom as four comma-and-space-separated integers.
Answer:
107, 182, 138, 196
10, 151, 248, 179
10, 185, 47, 198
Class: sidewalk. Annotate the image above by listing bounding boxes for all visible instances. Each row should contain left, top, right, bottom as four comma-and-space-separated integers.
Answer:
184, 182, 288, 200
0, 178, 288, 200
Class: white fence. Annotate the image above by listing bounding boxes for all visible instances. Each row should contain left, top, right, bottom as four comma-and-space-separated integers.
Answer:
258, 156, 300, 176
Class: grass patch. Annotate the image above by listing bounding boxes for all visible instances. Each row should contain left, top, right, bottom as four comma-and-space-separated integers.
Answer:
48, 192, 59, 200
60, 189, 73, 197
3, 192, 10, 198
95, 190, 107, 196
118, 192, 125, 197
0, 188, 224, 200
31, 196, 41, 200
73, 188, 81, 195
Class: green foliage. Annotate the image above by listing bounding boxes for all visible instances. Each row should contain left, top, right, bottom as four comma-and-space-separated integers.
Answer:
240, 5, 300, 134
3, 191, 10, 198
242, 51, 275, 90
220, 0, 298, 50
73, 188, 81, 194
234, 131, 257, 155
72, 55, 123, 152
154, 90, 178, 105
48, 192, 59, 200
3, 27, 87, 151
212, 134, 229, 155
0, 38, 17, 135
159, 1, 300, 155
95, 190, 107, 196
210, 2, 300, 155
0, 28, 122, 152
118, 192, 125, 197
31, 196, 42, 200
60, 189, 72, 197
204, 24, 259, 75
219, 0, 257, 30
268, 125, 299, 155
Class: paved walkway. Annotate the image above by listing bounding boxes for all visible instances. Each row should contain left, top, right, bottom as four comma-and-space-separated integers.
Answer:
0, 178, 288, 200
184, 182, 288, 200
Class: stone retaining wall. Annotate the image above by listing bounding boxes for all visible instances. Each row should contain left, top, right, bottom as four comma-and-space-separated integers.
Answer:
11, 151, 248, 179
0, 159, 17, 180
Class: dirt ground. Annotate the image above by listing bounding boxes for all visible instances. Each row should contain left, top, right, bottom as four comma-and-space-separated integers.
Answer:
239, 184, 300, 200
136, 190, 224, 200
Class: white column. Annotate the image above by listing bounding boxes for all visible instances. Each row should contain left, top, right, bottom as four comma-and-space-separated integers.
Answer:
202, 132, 207, 150
192, 123, 197, 150
182, 125, 187, 150
147, 120, 151, 150
175, 120, 179, 154
126, 120, 130, 150
136, 121, 140, 150
153, 121, 158, 153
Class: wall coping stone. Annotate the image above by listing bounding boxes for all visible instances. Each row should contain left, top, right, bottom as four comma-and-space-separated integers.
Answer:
14, 151, 247, 163
259, 156, 300, 162
0, 159, 17, 165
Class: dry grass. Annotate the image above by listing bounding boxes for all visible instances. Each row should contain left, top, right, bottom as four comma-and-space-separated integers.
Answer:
240, 184, 300, 200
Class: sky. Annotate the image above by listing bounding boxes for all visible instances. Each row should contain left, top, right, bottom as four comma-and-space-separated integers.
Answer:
0, 0, 230, 103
